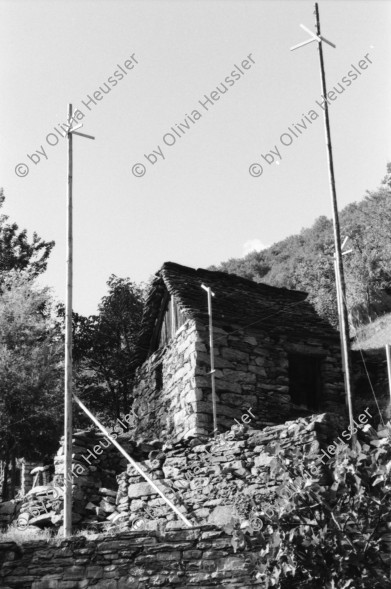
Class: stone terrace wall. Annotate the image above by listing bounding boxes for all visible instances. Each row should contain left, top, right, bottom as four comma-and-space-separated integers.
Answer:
50, 431, 153, 529
12, 431, 147, 532
112, 413, 344, 531
16, 413, 343, 533
0, 526, 265, 588
9, 413, 344, 532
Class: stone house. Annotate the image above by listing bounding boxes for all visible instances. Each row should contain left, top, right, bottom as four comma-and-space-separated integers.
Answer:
131, 262, 345, 441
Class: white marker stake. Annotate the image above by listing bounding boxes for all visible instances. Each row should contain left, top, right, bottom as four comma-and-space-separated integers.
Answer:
201, 284, 218, 437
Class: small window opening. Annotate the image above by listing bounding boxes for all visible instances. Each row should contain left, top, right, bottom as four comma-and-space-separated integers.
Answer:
288, 354, 321, 411
158, 296, 186, 349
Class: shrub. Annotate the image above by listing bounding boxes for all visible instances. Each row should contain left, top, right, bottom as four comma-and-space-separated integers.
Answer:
224, 421, 391, 588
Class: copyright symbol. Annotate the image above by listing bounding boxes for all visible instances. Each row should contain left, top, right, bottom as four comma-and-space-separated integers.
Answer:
17, 522, 28, 530
15, 163, 29, 177
249, 163, 263, 177
131, 517, 145, 530
250, 517, 264, 530
17, 515, 29, 530
132, 163, 146, 177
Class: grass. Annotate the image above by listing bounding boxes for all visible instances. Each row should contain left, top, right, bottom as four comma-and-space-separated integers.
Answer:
0, 524, 102, 546
353, 313, 391, 350
0, 524, 54, 544
0, 519, 142, 546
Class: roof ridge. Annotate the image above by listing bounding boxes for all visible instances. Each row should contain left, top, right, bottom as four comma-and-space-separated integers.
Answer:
161, 261, 308, 300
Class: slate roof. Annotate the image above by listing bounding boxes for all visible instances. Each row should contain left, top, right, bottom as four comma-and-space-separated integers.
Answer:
134, 262, 339, 367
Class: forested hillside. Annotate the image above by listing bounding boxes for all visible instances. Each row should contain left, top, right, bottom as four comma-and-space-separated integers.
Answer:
212, 164, 391, 331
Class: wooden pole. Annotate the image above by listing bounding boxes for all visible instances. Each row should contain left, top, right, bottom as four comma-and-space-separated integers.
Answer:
314, 3, 355, 442
386, 345, 391, 406
64, 103, 73, 537
201, 285, 218, 437
334, 258, 347, 383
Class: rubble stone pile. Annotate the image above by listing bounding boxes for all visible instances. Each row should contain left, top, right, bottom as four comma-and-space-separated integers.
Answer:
111, 412, 343, 529
1, 412, 348, 533
46, 412, 344, 530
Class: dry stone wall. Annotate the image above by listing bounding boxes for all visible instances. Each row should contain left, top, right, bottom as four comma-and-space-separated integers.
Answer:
132, 314, 345, 442
51, 431, 147, 529
132, 319, 205, 441
194, 322, 344, 432
12, 413, 344, 532
111, 412, 343, 531
0, 526, 266, 588
11, 431, 143, 531
0, 502, 16, 531
0, 412, 354, 588
0, 412, 349, 588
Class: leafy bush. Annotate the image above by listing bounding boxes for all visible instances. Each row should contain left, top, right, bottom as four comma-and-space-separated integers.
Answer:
224, 421, 391, 588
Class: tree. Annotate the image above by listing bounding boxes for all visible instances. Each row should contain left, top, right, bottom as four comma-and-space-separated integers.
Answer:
0, 189, 54, 278
213, 164, 391, 331
70, 275, 144, 421
0, 272, 63, 500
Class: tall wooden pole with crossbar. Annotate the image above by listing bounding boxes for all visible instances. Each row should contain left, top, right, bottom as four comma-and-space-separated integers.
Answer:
64, 104, 73, 538
290, 3, 355, 442
64, 104, 95, 537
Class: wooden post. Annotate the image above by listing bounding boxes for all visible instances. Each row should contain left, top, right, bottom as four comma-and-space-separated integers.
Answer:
201, 284, 218, 437
314, 3, 355, 442
64, 103, 73, 537
386, 345, 391, 406
334, 256, 348, 386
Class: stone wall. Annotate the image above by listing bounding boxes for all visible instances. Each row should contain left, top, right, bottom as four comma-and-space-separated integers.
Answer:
8, 431, 140, 532
194, 321, 345, 432
0, 502, 16, 531
0, 412, 385, 588
8, 404, 383, 537
132, 318, 205, 441
52, 431, 139, 528
132, 313, 345, 442
12, 413, 344, 532
110, 412, 343, 531
0, 526, 265, 588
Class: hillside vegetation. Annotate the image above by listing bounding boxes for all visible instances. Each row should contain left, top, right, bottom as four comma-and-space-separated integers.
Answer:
212, 164, 391, 331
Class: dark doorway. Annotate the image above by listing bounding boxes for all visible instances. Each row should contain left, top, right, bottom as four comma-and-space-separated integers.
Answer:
288, 354, 321, 411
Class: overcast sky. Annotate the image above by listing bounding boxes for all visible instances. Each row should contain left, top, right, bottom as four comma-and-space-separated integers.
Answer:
1, 0, 390, 315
